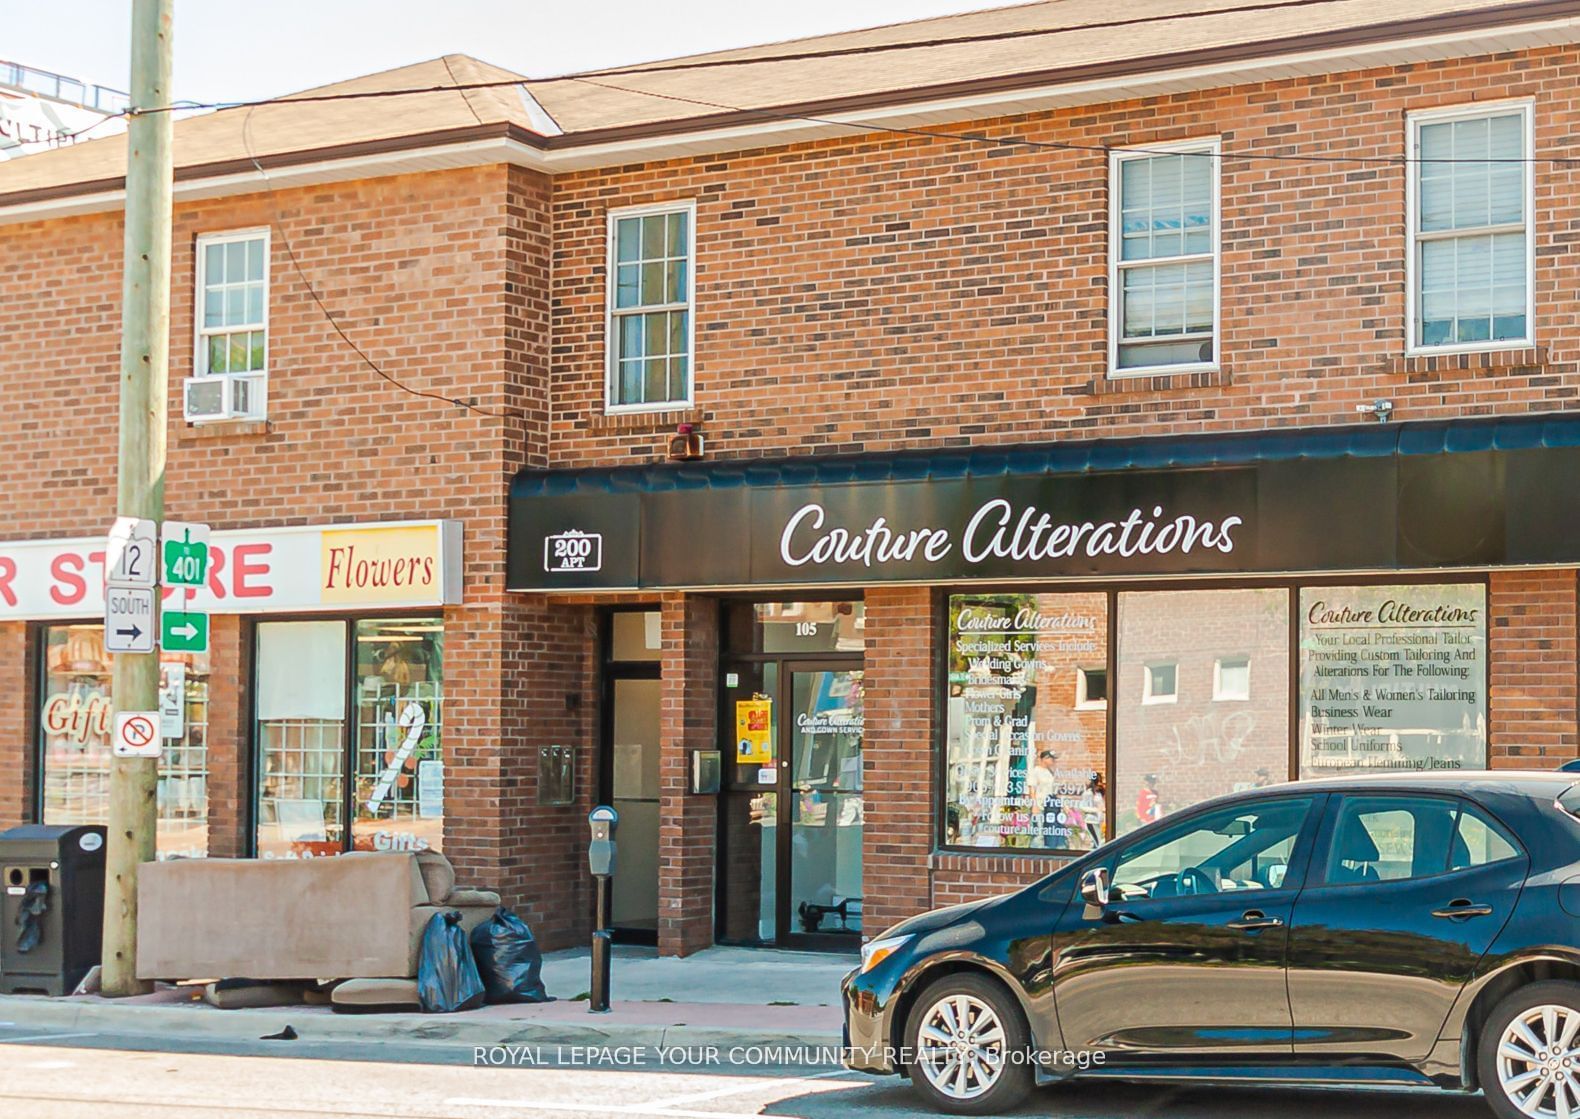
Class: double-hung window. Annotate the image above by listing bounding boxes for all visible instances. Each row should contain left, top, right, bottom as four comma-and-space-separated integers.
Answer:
1110, 140, 1220, 374
188, 229, 268, 421
1408, 103, 1534, 352
607, 201, 695, 412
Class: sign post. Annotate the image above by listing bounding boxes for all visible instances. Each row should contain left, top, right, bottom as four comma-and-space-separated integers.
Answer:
102, 0, 174, 1000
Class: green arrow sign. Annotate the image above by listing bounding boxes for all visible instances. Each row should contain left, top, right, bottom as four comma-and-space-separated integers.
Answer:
161, 609, 210, 654
162, 521, 211, 587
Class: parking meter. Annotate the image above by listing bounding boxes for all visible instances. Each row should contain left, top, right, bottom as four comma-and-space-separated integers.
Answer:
588, 805, 618, 877
587, 806, 619, 1013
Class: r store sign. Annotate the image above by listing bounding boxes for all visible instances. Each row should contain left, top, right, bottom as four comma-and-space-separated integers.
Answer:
0, 520, 462, 620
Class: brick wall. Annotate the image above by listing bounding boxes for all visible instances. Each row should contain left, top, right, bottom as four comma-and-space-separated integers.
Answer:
861, 586, 937, 936
657, 593, 718, 956
0, 622, 33, 830
1490, 570, 1579, 767
547, 47, 1580, 466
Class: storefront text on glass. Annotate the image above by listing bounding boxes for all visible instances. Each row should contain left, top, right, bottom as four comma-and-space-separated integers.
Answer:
1299, 586, 1486, 776
943, 583, 1487, 851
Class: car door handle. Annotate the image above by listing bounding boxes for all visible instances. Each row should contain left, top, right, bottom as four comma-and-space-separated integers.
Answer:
1228, 910, 1284, 931
1432, 899, 1494, 920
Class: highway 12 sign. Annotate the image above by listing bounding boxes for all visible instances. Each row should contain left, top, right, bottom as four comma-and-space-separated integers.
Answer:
161, 608, 209, 654
106, 516, 158, 588
104, 586, 156, 653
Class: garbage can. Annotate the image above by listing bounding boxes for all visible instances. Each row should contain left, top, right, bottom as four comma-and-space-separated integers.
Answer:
0, 825, 106, 996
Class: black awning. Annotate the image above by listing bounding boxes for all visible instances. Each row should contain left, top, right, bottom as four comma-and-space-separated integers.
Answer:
508, 413, 1580, 592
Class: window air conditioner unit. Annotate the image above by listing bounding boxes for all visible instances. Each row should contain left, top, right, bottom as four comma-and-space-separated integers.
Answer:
183, 375, 258, 422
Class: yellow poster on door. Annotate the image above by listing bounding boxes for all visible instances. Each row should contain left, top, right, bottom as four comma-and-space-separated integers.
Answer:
735, 698, 772, 764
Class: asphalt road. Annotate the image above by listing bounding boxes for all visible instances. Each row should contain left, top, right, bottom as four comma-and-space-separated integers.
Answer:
0, 1023, 1498, 1119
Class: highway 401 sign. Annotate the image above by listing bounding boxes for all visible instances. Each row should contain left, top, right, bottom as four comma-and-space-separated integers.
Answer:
162, 521, 211, 587
161, 609, 209, 654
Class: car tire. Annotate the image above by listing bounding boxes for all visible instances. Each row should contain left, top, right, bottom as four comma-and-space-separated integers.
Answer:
1479, 980, 1580, 1119
903, 972, 1034, 1115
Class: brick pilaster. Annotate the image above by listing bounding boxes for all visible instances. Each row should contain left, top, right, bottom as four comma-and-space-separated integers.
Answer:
657, 593, 717, 957
1490, 570, 1578, 766
861, 587, 937, 937
203, 613, 249, 858
0, 622, 34, 830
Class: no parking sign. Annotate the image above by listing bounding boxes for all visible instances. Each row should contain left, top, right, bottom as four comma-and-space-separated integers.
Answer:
113, 711, 162, 758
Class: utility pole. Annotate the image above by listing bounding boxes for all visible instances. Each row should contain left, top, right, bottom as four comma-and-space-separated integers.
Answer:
102, 0, 174, 998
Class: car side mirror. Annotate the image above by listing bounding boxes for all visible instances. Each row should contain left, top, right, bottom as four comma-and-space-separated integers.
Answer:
1080, 866, 1110, 909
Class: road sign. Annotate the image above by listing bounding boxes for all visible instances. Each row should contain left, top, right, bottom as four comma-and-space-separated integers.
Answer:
161, 521, 211, 587
106, 516, 157, 588
160, 663, 186, 739
113, 710, 162, 758
104, 586, 156, 653
161, 608, 209, 654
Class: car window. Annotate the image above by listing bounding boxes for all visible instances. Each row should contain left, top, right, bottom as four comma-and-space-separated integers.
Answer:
1326, 795, 1517, 885
1112, 797, 1313, 901
1451, 804, 1520, 870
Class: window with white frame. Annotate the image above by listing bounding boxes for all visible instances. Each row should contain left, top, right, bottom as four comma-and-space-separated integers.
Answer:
1409, 104, 1533, 351
1111, 141, 1219, 373
607, 202, 694, 411
1075, 666, 1109, 709
1214, 655, 1251, 702
1142, 662, 1178, 705
189, 230, 268, 421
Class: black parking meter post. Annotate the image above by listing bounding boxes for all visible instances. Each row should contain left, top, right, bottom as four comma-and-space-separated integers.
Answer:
587, 806, 618, 1014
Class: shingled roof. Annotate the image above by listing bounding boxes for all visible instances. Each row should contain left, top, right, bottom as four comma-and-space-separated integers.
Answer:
1, 0, 1575, 207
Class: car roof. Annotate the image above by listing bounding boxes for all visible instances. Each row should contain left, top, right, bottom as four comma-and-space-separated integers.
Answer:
1245, 770, 1576, 800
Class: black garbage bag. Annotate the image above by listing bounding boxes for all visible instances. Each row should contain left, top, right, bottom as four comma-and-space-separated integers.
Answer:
470, 907, 550, 1003
416, 910, 486, 1013
16, 881, 49, 953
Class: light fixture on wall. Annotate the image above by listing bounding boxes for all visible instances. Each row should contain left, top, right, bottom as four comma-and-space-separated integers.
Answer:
667, 422, 705, 461
1356, 399, 1395, 423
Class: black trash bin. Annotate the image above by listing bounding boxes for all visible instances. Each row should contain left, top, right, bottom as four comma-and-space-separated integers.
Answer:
0, 825, 106, 996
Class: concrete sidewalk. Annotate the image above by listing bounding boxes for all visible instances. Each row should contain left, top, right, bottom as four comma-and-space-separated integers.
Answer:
0, 945, 853, 1054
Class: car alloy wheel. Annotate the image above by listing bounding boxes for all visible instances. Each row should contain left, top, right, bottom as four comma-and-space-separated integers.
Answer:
916, 992, 1007, 1101
1496, 1004, 1580, 1118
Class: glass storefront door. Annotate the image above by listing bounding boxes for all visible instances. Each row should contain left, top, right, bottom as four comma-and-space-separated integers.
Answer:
718, 650, 864, 949
786, 665, 864, 946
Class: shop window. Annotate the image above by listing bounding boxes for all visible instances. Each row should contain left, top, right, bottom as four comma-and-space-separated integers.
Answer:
1115, 589, 1290, 834
38, 623, 210, 858
255, 617, 443, 858
1142, 663, 1178, 705
1110, 140, 1219, 373
1408, 104, 1532, 352
1075, 667, 1108, 710
607, 201, 694, 412
1213, 656, 1251, 702
188, 228, 268, 421
1298, 584, 1486, 778
944, 593, 1109, 852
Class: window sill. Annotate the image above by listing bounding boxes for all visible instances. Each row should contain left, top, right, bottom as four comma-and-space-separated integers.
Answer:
1375, 346, 1547, 379
1080, 368, 1232, 396
586, 405, 705, 434
176, 419, 273, 443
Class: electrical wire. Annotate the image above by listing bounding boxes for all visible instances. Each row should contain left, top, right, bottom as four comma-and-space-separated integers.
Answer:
238, 104, 513, 420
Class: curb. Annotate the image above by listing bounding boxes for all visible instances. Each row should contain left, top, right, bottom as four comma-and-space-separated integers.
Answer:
0, 995, 845, 1054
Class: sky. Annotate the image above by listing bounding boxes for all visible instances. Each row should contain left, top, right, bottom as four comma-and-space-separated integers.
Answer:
5, 0, 1022, 105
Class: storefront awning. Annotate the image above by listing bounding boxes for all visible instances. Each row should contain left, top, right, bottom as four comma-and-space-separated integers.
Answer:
508, 413, 1580, 592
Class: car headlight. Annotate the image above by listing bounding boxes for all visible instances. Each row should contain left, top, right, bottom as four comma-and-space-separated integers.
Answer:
860, 934, 913, 974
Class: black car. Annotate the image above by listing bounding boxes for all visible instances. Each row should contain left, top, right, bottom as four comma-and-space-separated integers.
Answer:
844, 772, 1580, 1117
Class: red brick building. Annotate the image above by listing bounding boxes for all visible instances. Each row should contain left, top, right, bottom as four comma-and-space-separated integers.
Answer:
3, 1, 1580, 957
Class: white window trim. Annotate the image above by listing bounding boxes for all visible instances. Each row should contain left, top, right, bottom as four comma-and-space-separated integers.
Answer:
1107, 136, 1222, 378
190, 226, 270, 423
1213, 655, 1251, 703
1404, 99, 1536, 357
604, 198, 698, 415
1074, 666, 1108, 710
1141, 662, 1179, 705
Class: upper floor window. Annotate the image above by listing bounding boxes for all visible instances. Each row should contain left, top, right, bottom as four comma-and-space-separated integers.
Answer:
1408, 103, 1533, 353
607, 201, 694, 412
1110, 140, 1219, 375
187, 229, 268, 422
